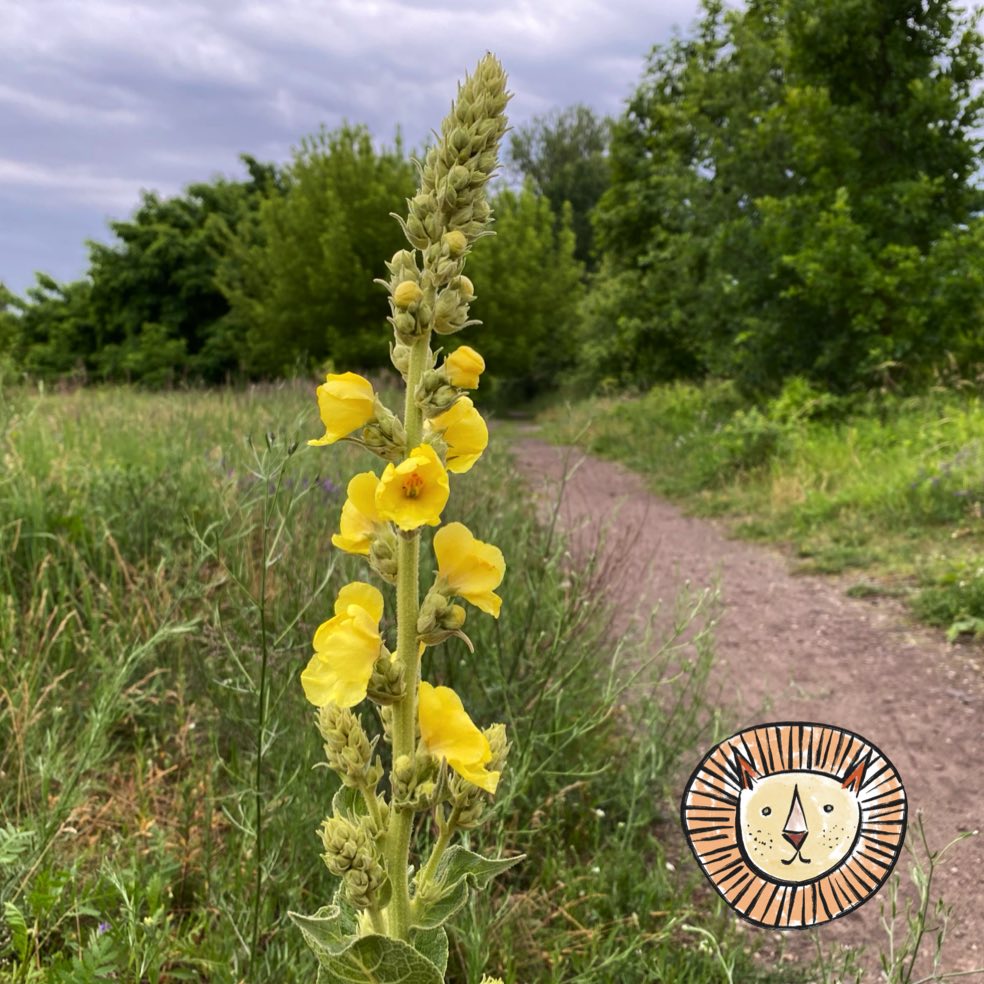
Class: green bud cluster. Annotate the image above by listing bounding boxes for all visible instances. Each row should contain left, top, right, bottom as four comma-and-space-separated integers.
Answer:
432, 276, 477, 336
417, 588, 467, 647
320, 815, 387, 910
367, 649, 405, 706
318, 704, 384, 791
388, 53, 510, 375
449, 723, 509, 828
415, 367, 460, 417
361, 399, 406, 461
410, 55, 509, 254
368, 526, 399, 584
392, 748, 442, 812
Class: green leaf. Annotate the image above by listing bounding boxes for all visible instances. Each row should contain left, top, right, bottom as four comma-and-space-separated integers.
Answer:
411, 878, 470, 930
409, 926, 449, 975
288, 900, 358, 958
314, 934, 443, 984
436, 847, 524, 889
412, 849, 524, 930
331, 785, 367, 820
3, 901, 29, 961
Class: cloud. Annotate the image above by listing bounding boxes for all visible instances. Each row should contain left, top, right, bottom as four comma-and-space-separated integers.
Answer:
0, 158, 173, 209
0, 0, 700, 293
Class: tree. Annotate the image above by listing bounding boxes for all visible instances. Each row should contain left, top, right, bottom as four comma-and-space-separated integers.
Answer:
508, 106, 610, 268
217, 126, 416, 375
591, 0, 984, 394
463, 184, 583, 396
88, 155, 280, 383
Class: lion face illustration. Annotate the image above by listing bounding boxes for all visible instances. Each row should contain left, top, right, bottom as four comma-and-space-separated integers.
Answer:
738, 770, 862, 882
681, 723, 906, 929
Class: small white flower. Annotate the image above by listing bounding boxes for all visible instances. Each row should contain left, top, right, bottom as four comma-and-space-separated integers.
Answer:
594, 808, 606, 818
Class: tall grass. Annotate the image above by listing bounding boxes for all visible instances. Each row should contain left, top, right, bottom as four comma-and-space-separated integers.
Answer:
0, 383, 780, 982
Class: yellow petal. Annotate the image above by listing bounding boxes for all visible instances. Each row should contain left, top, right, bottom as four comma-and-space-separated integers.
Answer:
433, 522, 505, 617
418, 682, 498, 792
332, 472, 382, 555
429, 398, 488, 474
375, 444, 450, 531
303, 605, 380, 709
445, 346, 485, 389
332, 581, 384, 623
309, 372, 375, 446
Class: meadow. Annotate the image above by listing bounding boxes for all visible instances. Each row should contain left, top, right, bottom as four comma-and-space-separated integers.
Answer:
0, 382, 779, 983
541, 379, 984, 642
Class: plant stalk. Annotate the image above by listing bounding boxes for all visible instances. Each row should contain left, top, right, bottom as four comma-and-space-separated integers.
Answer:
385, 334, 430, 939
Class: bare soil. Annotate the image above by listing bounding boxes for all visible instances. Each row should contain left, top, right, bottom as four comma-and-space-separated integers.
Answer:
513, 438, 984, 979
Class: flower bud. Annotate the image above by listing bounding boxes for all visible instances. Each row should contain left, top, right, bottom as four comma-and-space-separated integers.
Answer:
417, 587, 468, 646
361, 400, 406, 462
317, 704, 382, 790
394, 281, 423, 308
366, 648, 405, 706
444, 345, 485, 389
390, 341, 411, 377
392, 747, 440, 811
443, 229, 468, 257
456, 275, 475, 301
368, 526, 399, 584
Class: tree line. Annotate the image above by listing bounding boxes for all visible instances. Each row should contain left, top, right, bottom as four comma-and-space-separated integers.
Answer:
2, 0, 982, 397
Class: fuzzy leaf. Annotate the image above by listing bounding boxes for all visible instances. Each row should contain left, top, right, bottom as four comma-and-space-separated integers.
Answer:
332, 785, 368, 820
288, 901, 358, 958
436, 847, 524, 889
409, 925, 449, 974
411, 848, 524, 929
314, 934, 443, 984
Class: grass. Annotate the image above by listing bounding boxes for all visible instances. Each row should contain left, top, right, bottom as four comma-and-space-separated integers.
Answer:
539, 378, 984, 640
0, 381, 784, 982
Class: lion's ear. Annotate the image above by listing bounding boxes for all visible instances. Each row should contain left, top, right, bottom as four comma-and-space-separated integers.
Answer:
734, 751, 761, 790
841, 753, 869, 794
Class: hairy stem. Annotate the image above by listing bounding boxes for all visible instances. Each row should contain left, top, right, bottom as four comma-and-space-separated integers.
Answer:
385, 334, 430, 939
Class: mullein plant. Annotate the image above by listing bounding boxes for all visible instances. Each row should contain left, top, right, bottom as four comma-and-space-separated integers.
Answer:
288, 55, 520, 984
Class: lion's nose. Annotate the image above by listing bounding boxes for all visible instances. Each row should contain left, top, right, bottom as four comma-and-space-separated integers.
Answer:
783, 830, 808, 850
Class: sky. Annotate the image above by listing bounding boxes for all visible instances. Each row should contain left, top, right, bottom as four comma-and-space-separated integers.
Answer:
0, 0, 702, 296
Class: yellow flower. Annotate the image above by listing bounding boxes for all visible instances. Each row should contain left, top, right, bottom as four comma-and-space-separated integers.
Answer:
332, 472, 383, 555
427, 397, 488, 473
433, 521, 504, 617
309, 372, 376, 447
375, 444, 450, 531
445, 346, 485, 389
300, 582, 384, 708
418, 682, 499, 794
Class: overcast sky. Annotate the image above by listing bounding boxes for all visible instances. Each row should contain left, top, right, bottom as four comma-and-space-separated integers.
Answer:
0, 0, 704, 296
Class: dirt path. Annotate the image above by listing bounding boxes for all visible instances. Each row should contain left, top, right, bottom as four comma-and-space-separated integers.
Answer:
513, 438, 984, 978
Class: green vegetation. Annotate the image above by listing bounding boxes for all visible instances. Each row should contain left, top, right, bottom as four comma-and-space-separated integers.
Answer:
540, 378, 984, 639
584, 0, 984, 395
0, 385, 775, 982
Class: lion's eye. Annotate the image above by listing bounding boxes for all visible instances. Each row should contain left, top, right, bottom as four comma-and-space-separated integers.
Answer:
761, 807, 771, 816
823, 804, 834, 813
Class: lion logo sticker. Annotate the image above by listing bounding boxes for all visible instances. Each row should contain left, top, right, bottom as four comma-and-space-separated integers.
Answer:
681, 722, 906, 929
